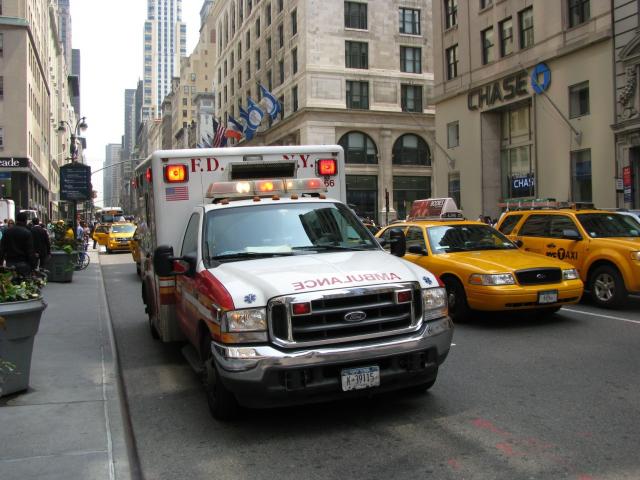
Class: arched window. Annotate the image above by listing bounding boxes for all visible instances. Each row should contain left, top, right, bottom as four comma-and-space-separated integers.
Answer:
392, 134, 431, 166
338, 131, 378, 164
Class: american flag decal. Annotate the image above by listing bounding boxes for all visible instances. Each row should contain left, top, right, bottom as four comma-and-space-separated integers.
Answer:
165, 186, 189, 201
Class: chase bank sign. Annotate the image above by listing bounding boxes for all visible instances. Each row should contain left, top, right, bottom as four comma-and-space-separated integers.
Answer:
467, 62, 551, 110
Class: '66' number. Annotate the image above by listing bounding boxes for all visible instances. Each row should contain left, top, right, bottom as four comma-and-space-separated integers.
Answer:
324, 178, 335, 187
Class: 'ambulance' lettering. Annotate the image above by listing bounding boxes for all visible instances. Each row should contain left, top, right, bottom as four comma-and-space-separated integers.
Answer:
292, 272, 402, 291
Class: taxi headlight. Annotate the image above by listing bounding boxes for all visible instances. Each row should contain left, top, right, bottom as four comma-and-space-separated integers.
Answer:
422, 287, 448, 321
468, 273, 515, 286
630, 251, 640, 261
223, 308, 267, 332
562, 268, 579, 280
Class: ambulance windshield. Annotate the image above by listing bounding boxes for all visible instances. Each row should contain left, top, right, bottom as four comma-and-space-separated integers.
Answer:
204, 202, 379, 263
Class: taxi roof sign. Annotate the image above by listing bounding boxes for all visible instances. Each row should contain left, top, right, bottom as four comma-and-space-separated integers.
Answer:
408, 198, 464, 221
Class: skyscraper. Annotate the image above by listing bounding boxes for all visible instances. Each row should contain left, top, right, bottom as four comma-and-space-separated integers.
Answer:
57, 0, 73, 68
142, 0, 187, 119
104, 144, 122, 207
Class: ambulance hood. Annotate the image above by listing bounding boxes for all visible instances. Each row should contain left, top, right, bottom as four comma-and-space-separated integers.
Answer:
209, 250, 439, 308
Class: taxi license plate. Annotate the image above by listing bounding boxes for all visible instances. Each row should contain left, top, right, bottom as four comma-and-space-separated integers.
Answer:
538, 290, 558, 304
341, 366, 380, 392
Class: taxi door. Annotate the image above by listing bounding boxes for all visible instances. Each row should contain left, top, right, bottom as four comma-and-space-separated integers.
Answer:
404, 226, 430, 270
541, 214, 588, 272
512, 214, 549, 254
93, 225, 109, 246
174, 212, 202, 347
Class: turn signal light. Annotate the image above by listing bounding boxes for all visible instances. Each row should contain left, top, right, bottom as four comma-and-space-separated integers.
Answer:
396, 290, 412, 303
145, 168, 153, 183
164, 164, 188, 183
291, 302, 311, 315
317, 158, 337, 176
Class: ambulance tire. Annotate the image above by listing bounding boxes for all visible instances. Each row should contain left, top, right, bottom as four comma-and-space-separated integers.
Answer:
588, 264, 626, 308
143, 282, 160, 340
443, 277, 470, 323
202, 334, 239, 421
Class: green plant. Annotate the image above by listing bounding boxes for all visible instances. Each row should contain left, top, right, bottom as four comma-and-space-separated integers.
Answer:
50, 221, 77, 251
0, 267, 47, 303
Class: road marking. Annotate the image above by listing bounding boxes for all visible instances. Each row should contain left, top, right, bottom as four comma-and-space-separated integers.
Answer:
562, 308, 640, 325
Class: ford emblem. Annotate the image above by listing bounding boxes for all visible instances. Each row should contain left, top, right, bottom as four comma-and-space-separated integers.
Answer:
536, 273, 546, 279
344, 311, 367, 322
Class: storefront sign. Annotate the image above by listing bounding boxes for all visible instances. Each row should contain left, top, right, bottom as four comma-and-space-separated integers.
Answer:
510, 173, 535, 198
0, 157, 29, 168
467, 71, 528, 110
623, 166, 633, 204
60, 163, 91, 201
467, 63, 552, 110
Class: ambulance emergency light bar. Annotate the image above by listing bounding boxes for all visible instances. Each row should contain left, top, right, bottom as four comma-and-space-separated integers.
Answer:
205, 178, 328, 199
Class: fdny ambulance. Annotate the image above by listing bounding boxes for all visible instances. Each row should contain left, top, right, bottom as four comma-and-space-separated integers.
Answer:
135, 145, 453, 419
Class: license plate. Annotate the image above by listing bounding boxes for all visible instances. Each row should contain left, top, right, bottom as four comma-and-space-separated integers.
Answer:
538, 290, 558, 304
341, 366, 380, 392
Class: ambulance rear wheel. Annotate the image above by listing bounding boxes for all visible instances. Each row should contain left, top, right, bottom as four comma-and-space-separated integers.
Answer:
202, 334, 239, 421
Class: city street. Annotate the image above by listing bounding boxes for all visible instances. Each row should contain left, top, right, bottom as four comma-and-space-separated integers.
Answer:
100, 252, 640, 480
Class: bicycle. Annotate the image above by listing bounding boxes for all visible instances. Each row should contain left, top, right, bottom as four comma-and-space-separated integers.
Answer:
75, 250, 90, 271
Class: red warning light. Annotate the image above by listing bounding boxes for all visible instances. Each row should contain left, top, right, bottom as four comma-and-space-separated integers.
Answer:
317, 159, 337, 176
145, 168, 153, 183
164, 164, 188, 183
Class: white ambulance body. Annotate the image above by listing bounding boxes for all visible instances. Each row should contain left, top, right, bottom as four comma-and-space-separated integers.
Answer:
135, 145, 453, 419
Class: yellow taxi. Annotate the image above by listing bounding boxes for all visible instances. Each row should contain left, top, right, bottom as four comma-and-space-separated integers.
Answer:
377, 199, 584, 321
92, 224, 110, 247
497, 204, 640, 308
105, 222, 136, 254
130, 227, 142, 277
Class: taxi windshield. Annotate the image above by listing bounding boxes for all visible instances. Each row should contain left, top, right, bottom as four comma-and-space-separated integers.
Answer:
204, 202, 379, 263
577, 213, 640, 238
110, 224, 136, 234
427, 224, 517, 254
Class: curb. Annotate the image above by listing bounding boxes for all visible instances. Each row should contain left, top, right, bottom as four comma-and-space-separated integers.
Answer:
94, 251, 143, 480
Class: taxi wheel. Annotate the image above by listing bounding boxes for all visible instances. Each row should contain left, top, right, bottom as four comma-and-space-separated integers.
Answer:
589, 265, 626, 308
201, 333, 239, 421
444, 278, 470, 322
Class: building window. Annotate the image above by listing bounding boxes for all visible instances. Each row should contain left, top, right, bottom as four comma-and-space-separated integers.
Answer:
401, 85, 423, 112
394, 176, 431, 220
448, 173, 461, 208
0, 33, 3, 57
0, 127, 3, 148
345, 41, 368, 69
267, 37, 272, 59
345, 1, 367, 29
255, 18, 261, 38
481, 27, 494, 64
444, 0, 458, 29
447, 121, 459, 148
253, 49, 260, 71
480, 0, 493, 9
291, 9, 298, 36
0, 76, 4, 99
292, 85, 299, 111
346, 175, 378, 223
218, 68, 221, 83
499, 17, 513, 56
400, 46, 421, 73
446, 45, 458, 79
246, 30, 251, 50
501, 104, 534, 199
399, 8, 420, 35
266, 3, 272, 25
346, 80, 369, 109
246, 60, 251, 79
568, 0, 590, 28
278, 0, 283, 12
278, 24, 284, 48
292, 48, 298, 74
279, 60, 285, 84
278, 94, 285, 119
569, 81, 589, 118
238, 42, 242, 60
393, 134, 431, 166
519, 7, 534, 49
339, 132, 378, 164
182, 98, 187, 106
571, 149, 592, 202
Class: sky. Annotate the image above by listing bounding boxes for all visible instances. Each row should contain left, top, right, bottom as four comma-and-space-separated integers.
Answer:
69, 0, 203, 205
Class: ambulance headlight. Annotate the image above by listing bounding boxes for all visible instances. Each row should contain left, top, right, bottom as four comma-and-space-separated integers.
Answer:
223, 308, 267, 332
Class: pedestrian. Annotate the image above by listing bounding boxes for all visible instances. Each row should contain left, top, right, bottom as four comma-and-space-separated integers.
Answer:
0, 211, 36, 275
65, 221, 75, 240
30, 217, 51, 270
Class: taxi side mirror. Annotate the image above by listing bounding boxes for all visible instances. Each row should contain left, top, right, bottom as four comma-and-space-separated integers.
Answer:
514, 239, 524, 248
562, 229, 582, 241
390, 229, 406, 257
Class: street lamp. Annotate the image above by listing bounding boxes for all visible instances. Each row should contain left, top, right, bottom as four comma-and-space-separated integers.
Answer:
57, 116, 88, 162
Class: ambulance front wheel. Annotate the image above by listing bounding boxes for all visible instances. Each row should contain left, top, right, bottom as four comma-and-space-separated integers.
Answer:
202, 335, 239, 421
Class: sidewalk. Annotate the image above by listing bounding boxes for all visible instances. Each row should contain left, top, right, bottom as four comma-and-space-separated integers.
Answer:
0, 250, 135, 480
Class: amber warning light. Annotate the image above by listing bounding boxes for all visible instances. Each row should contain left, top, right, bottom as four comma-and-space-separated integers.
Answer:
164, 164, 188, 183
317, 158, 337, 176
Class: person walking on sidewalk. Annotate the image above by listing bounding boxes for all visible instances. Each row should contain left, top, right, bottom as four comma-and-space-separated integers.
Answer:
0, 211, 36, 275
30, 217, 51, 270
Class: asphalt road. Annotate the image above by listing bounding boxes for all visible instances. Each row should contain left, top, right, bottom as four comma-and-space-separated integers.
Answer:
100, 252, 640, 480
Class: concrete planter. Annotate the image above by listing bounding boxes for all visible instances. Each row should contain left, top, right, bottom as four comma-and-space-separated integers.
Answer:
0, 298, 47, 396
46, 251, 78, 282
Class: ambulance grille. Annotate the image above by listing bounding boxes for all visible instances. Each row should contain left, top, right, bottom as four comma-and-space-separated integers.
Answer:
268, 283, 422, 348
230, 161, 297, 180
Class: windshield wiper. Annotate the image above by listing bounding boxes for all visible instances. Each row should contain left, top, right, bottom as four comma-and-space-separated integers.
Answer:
212, 251, 294, 261
293, 244, 374, 252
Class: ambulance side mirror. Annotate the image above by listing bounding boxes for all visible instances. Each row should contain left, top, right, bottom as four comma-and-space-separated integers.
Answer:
153, 245, 176, 276
389, 229, 406, 257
